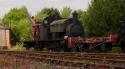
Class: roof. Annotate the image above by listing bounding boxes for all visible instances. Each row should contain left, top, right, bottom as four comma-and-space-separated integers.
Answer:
50, 19, 67, 26
0, 25, 9, 30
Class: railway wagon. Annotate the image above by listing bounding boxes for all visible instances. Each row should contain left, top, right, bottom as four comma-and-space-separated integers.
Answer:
67, 18, 125, 52
24, 12, 125, 52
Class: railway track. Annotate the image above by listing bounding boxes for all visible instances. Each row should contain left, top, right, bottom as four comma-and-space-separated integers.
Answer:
0, 51, 125, 69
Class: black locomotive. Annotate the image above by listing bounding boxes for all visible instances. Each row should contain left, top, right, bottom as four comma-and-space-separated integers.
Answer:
24, 12, 84, 51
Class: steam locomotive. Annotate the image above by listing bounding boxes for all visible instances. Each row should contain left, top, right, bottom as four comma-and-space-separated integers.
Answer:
24, 12, 84, 51
24, 12, 125, 52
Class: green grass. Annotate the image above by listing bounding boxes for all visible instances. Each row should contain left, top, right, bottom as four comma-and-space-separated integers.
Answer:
9, 43, 26, 51
111, 47, 121, 53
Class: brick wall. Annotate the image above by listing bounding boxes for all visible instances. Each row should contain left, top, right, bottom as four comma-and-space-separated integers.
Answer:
6, 30, 10, 48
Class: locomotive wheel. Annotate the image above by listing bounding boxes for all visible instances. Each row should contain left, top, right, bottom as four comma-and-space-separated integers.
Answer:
70, 44, 83, 52
75, 44, 85, 52
98, 42, 112, 52
98, 45, 106, 52
70, 47, 77, 52
70, 44, 85, 52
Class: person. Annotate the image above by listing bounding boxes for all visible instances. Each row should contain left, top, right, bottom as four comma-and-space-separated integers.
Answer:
31, 16, 37, 40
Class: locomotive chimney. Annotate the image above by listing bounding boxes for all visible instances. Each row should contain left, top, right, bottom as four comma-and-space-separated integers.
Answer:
72, 11, 78, 20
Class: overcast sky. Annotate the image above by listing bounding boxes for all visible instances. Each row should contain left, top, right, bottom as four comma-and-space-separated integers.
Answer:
0, 0, 91, 18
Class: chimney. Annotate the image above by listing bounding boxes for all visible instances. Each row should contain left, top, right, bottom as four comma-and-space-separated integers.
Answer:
72, 11, 78, 20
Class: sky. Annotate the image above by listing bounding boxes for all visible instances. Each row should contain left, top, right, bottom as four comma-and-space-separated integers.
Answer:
0, 0, 91, 18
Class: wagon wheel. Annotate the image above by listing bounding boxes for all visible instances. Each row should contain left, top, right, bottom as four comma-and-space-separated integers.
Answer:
98, 42, 112, 52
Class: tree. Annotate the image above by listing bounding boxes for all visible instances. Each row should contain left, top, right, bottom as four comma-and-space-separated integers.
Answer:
82, 0, 125, 37
61, 7, 72, 18
2, 6, 32, 44
35, 8, 60, 19
0, 19, 1, 24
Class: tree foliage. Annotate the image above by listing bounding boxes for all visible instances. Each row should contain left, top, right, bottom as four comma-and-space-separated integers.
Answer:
2, 6, 32, 43
82, 0, 125, 37
61, 7, 72, 18
35, 8, 60, 19
0, 19, 1, 24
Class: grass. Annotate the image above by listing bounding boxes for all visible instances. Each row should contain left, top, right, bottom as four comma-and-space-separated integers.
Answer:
9, 43, 26, 51
111, 47, 122, 53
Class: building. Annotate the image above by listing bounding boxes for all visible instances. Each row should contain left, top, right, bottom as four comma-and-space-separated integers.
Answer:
0, 25, 10, 49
